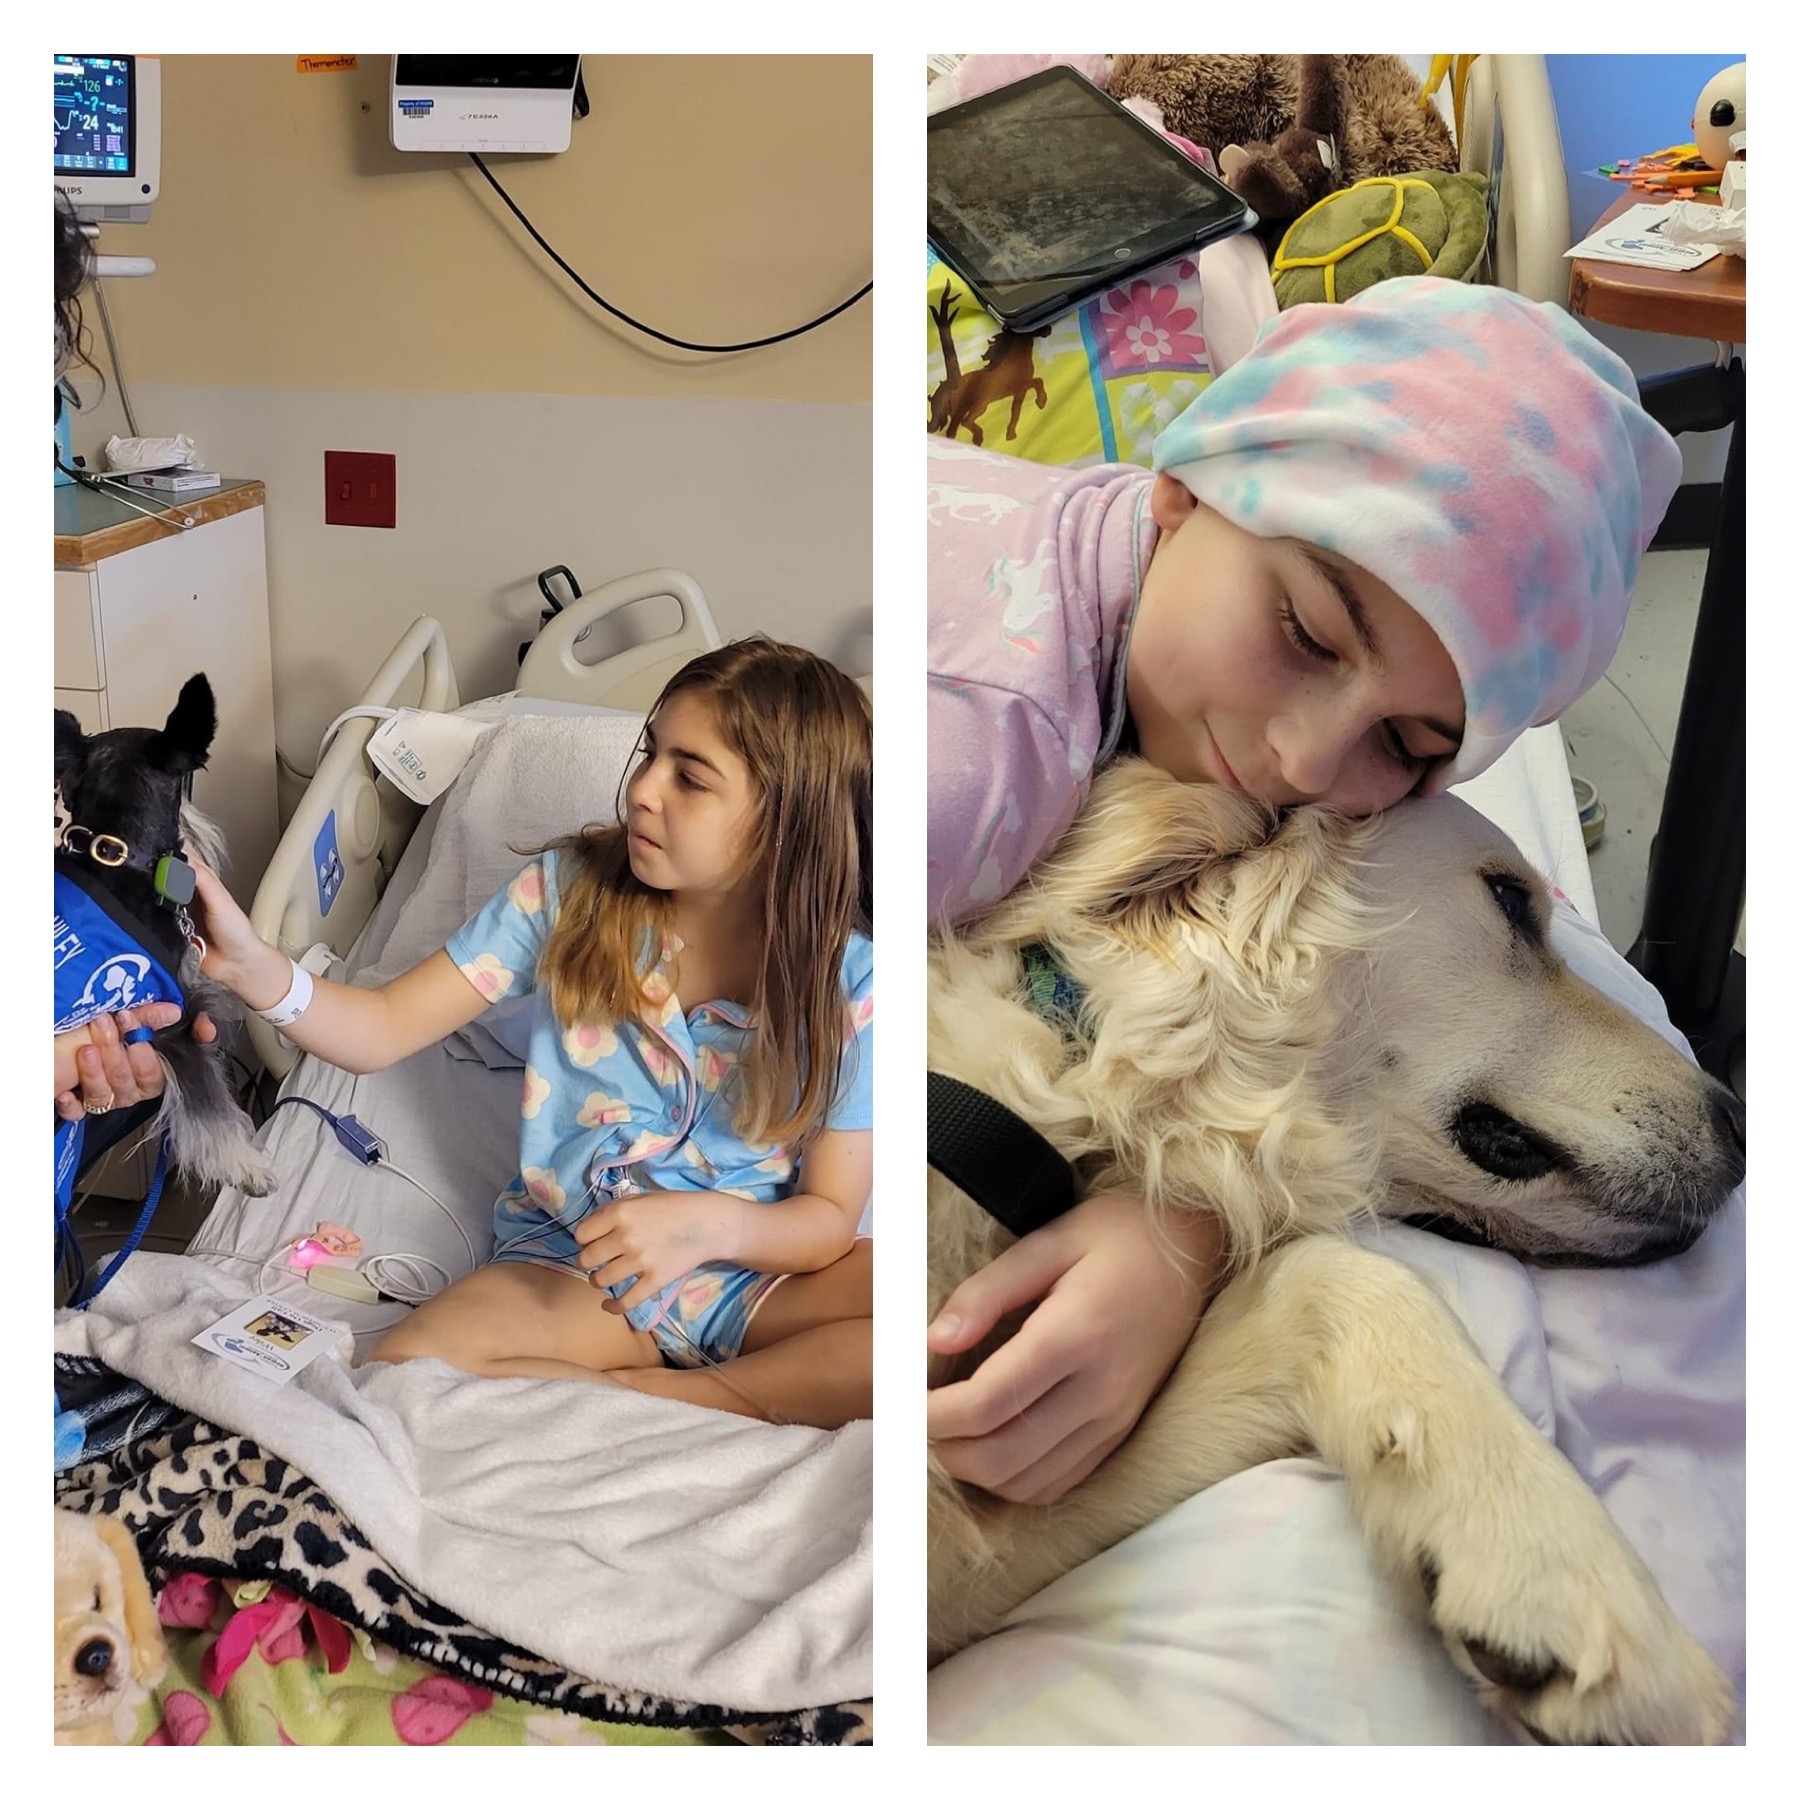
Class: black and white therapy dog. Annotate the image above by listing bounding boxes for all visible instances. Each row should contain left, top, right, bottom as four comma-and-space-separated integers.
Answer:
54, 676, 274, 1199
928, 760, 1743, 1745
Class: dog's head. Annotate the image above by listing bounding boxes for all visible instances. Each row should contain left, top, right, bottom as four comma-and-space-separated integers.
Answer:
53, 1510, 165, 1740
1354, 795, 1744, 1264
950, 763, 1742, 1271
949, 760, 1394, 1269
55, 674, 216, 867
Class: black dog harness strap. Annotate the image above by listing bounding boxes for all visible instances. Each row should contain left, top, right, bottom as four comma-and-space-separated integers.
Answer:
927, 1071, 1079, 1240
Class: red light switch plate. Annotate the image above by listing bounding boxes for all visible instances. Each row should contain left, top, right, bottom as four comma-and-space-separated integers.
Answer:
323, 450, 396, 528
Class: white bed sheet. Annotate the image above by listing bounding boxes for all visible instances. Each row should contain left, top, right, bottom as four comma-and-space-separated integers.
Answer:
60, 711, 875, 1711
928, 729, 1745, 1745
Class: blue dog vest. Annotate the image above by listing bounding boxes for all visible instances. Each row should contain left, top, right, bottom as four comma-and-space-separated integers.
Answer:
53, 867, 184, 1287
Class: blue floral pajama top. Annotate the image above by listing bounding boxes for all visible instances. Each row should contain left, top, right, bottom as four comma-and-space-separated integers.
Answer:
444, 852, 874, 1364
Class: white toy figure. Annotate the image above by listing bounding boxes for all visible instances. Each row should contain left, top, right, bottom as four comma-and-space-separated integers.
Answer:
1693, 62, 1746, 173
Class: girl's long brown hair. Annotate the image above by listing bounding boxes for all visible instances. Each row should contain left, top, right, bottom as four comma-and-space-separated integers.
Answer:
537, 638, 871, 1147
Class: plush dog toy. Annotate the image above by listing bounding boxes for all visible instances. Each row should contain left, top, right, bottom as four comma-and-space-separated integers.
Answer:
1108, 54, 1460, 244
54, 1509, 165, 1744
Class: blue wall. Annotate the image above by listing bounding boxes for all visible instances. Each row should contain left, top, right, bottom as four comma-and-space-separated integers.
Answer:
1545, 54, 1744, 237
1545, 55, 1743, 483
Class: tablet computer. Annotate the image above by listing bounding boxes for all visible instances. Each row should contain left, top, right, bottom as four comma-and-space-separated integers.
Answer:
927, 67, 1255, 333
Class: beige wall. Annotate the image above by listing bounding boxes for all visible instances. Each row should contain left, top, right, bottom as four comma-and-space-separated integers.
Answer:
90, 54, 871, 403
63, 55, 873, 807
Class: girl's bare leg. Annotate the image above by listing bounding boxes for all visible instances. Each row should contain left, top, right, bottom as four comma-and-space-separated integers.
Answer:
608, 1240, 872, 1427
363, 1261, 662, 1380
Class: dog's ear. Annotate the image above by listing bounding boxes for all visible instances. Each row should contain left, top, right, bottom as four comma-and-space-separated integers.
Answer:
150, 674, 217, 776
1059, 762, 1279, 938
55, 709, 87, 782
90, 1514, 165, 1691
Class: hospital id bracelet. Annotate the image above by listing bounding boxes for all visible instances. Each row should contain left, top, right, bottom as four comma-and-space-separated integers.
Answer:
255, 959, 315, 1028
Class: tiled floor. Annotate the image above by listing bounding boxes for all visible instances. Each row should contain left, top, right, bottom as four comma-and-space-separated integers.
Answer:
1559, 547, 1707, 955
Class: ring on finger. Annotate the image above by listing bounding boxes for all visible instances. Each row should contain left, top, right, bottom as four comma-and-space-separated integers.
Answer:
83, 1095, 116, 1116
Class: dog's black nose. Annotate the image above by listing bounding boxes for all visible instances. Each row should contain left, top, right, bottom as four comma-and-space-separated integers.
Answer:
75, 1638, 113, 1679
1708, 1085, 1745, 1159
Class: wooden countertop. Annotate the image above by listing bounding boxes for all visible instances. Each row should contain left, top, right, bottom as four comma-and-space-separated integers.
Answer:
1567, 190, 1744, 345
54, 478, 266, 566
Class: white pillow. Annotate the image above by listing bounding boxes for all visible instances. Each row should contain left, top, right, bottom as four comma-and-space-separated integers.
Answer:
357, 710, 646, 988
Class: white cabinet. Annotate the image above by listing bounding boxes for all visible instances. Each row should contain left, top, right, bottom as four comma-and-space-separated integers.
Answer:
54, 481, 278, 906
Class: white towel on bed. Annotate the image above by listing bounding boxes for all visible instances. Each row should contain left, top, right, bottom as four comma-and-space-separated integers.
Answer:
56, 1255, 873, 1710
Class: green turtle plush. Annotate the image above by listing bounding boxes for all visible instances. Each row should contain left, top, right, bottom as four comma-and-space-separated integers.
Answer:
1272, 170, 1489, 308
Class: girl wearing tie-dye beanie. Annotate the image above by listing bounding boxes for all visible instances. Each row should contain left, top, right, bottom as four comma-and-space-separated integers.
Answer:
928, 276, 1682, 926
925, 276, 1682, 1509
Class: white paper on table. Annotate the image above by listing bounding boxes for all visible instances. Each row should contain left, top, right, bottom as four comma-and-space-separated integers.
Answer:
1566, 203, 1721, 272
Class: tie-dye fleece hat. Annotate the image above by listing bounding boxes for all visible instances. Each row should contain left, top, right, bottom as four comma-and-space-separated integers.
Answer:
1151, 277, 1682, 788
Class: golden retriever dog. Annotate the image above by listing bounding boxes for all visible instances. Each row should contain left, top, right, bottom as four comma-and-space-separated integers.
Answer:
927, 761, 1742, 1746
54, 1509, 165, 1744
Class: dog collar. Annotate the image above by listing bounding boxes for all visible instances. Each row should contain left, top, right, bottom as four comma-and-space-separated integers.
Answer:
1019, 940, 1090, 1046
927, 1071, 1079, 1240
56, 823, 197, 906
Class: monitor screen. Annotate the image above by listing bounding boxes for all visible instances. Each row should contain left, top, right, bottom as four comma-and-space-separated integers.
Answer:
55, 56, 135, 178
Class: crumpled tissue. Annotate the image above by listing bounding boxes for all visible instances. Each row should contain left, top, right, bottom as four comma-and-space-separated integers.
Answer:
1654, 200, 1745, 255
104, 433, 202, 473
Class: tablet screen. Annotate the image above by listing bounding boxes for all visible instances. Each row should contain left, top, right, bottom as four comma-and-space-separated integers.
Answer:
928, 69, 1248, 316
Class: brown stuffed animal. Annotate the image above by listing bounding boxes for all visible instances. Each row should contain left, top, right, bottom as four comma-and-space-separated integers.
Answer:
1109, 54, 1459, 245
54, 1509, 166, 1745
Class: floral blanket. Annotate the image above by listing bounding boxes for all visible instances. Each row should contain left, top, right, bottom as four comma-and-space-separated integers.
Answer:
126, 1575, 717, 1746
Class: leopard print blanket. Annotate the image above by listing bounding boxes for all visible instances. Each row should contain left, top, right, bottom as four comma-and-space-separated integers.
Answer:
53, 1362, 870, 1745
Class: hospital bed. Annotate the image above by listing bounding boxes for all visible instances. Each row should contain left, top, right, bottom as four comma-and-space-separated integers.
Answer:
923, 55, 1744, 1745
54, 571, 874, 1745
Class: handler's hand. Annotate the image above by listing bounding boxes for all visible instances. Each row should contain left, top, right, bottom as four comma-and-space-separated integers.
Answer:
54, 1004, 216, 1121
572, 1191, 741, 1314
926, 1191, 1226, 1505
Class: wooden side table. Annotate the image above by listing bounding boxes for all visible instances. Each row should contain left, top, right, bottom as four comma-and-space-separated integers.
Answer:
1568, 191, 1744, 1087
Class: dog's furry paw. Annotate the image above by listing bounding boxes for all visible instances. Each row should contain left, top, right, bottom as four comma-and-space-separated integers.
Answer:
1416, 1500, 1737, 1745
222, 1149, 279, 1199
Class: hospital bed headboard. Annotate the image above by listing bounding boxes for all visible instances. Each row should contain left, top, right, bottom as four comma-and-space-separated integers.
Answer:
517, 567, 723, 710
247, 570, 724, 1079
246, 616, 459, 1078
1458, 54, 1572, 307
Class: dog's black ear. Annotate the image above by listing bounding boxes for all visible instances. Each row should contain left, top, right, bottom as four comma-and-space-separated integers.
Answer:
54, 709, 87, 781
151, 674, 217, 775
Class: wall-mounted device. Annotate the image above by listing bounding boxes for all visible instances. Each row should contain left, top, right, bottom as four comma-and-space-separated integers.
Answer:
390, 56, 584, 155
55, 54, 161, 222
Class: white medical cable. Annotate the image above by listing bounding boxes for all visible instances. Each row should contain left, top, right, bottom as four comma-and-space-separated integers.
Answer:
361, 1251, 456, 1306
372, 1157, 480, 1278
315, 705, 400, 771
184, 1246, 397, 1341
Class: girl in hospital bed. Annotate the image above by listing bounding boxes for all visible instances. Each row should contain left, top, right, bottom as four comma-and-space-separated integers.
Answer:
926, 277, 1682, 1505
191, 638, 873, 1428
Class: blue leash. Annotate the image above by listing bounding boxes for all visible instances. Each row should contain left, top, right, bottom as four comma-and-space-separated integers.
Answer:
55, 1112, 173, 1308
